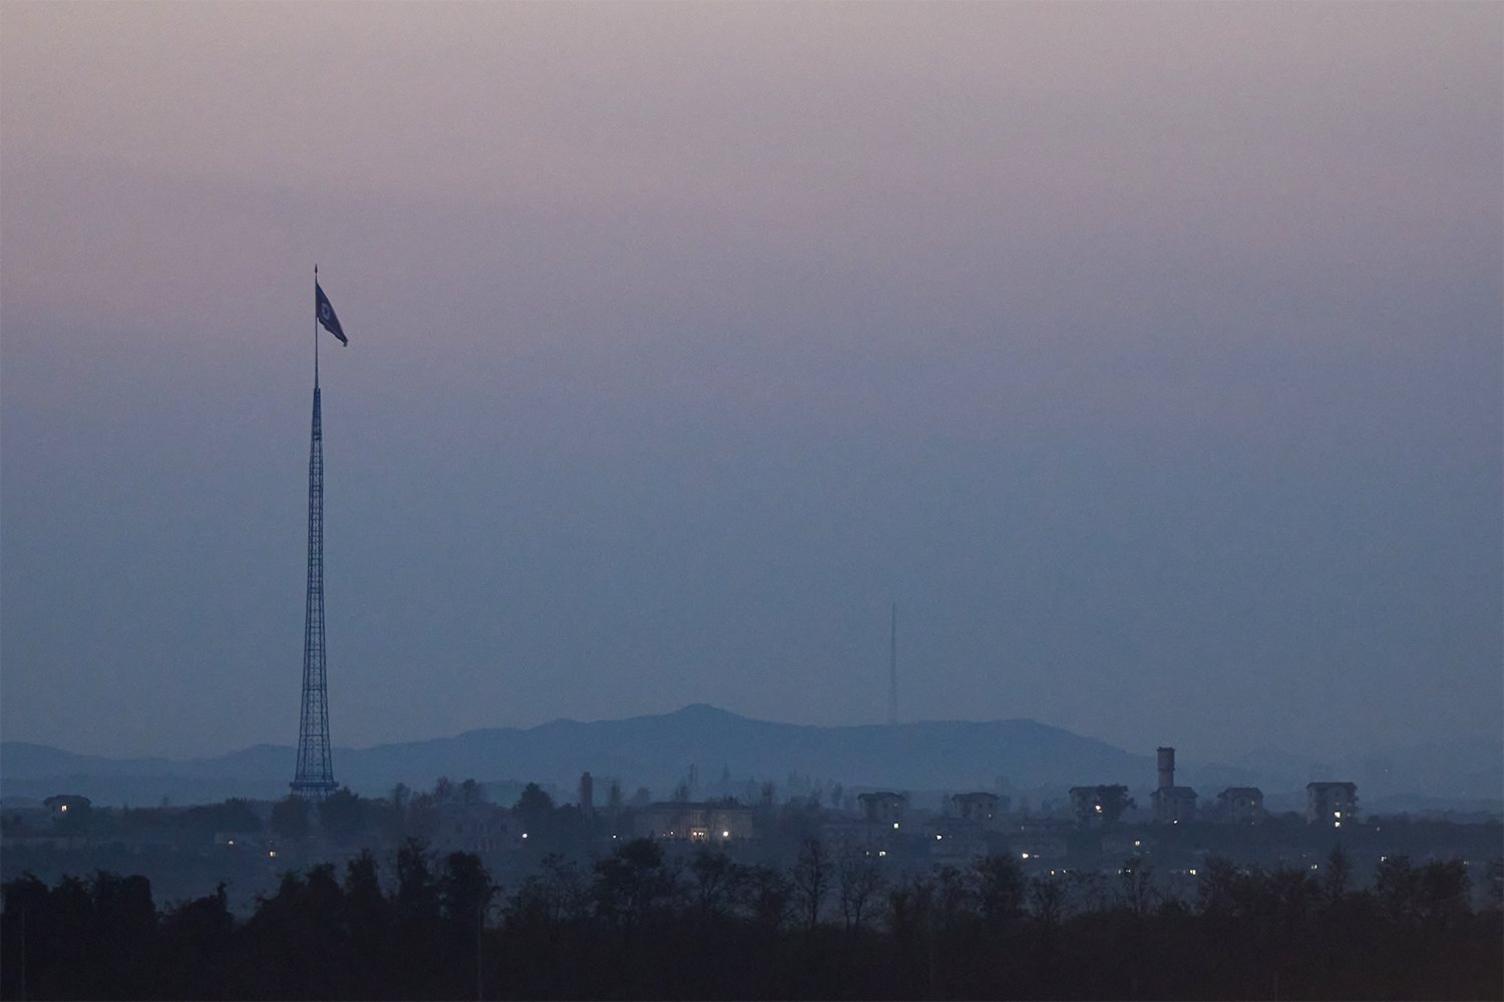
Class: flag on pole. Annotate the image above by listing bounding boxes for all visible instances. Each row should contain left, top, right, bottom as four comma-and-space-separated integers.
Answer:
315, 282, 348, 345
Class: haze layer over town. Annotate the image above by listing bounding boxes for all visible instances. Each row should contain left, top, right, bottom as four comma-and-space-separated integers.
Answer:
3, 4, 1500, 775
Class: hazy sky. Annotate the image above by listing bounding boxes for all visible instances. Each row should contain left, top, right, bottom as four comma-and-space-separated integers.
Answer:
2, 3, 1499, 763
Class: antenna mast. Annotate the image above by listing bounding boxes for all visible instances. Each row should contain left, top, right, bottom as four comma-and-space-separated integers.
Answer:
888, 602, 898, 726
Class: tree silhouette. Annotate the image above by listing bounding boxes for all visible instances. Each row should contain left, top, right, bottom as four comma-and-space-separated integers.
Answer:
689, 848, 743, 918
791, 838, 831, 930
318, 787, 366, 846
594, 838, 674, 931
976, 854, 1026, 930
837, 846, 885, 930
269, 794, 311, 842
2, 836, 1501, 1000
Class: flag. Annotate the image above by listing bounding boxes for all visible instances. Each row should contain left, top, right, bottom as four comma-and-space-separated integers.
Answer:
315, 282, 348, 345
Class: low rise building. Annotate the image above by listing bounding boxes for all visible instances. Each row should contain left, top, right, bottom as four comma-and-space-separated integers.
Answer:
434, 802, 510, 853
1305, 782, 1358, 827
951, 791, 1005, 825
1215, 787, 1264, 824
43, 794, 91, 821
927, 825, 991, 866
634, 800, 755, 843
1152, 786, 1197, 824
1069, 785, 1134, 826
1102, 832, 1152, 856
1014, 835, 1070, 864
857, 791, 908, 827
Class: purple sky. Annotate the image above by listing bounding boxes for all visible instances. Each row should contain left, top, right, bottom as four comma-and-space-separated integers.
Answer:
2, 3, 1499, 763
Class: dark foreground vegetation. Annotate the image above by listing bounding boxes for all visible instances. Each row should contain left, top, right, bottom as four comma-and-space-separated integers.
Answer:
2, 839, 1499, 1000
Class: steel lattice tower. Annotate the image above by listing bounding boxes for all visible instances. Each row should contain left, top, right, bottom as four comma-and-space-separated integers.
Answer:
292, 374, 337, 798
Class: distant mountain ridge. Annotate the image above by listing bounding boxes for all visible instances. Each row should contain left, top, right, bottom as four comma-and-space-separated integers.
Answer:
3, 704, 1498, 810
3, 705, 1152, 804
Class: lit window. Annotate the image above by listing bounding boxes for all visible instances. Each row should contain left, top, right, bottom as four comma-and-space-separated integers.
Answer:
935, 834, 943, 841
59, 804, 69, 813
721, 830, 730, 838
268, 850, 278, 859
877, 850, 887, 858
1021, 852, 1030, 860
892, 822, 899, 830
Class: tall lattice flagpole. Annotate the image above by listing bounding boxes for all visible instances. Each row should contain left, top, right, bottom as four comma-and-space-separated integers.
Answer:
293, 264, 337, 798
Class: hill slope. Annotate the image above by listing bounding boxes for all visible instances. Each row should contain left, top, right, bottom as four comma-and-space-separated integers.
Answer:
6, 705, 1496, 809
2, 705, 1152, 803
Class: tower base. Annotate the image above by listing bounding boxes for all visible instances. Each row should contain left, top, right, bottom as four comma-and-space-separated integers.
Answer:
289, 779, 339, 801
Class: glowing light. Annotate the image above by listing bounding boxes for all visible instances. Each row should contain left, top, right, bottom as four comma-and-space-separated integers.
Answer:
892, 822, 899, 830
1094, 804, 1103, 813
1133, 840, 1141, 847
878, 850, 887, 858
268, 850, 278, 859
59, 804, 69, 813
521, 833, 529, 839
1189, 868, 1198, 876
721, 830, 730, 838
935, 834, 943, 841
1021, 852, 1031, 860
1334, 821, 1342, 828
227, 839, 235, 847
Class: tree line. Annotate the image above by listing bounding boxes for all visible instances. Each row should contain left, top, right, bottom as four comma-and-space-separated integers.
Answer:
2, 840, 1499, 1000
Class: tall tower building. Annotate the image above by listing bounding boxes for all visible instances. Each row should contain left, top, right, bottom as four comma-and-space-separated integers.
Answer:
292, 271, 347, 799
291, 374, 337, 798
